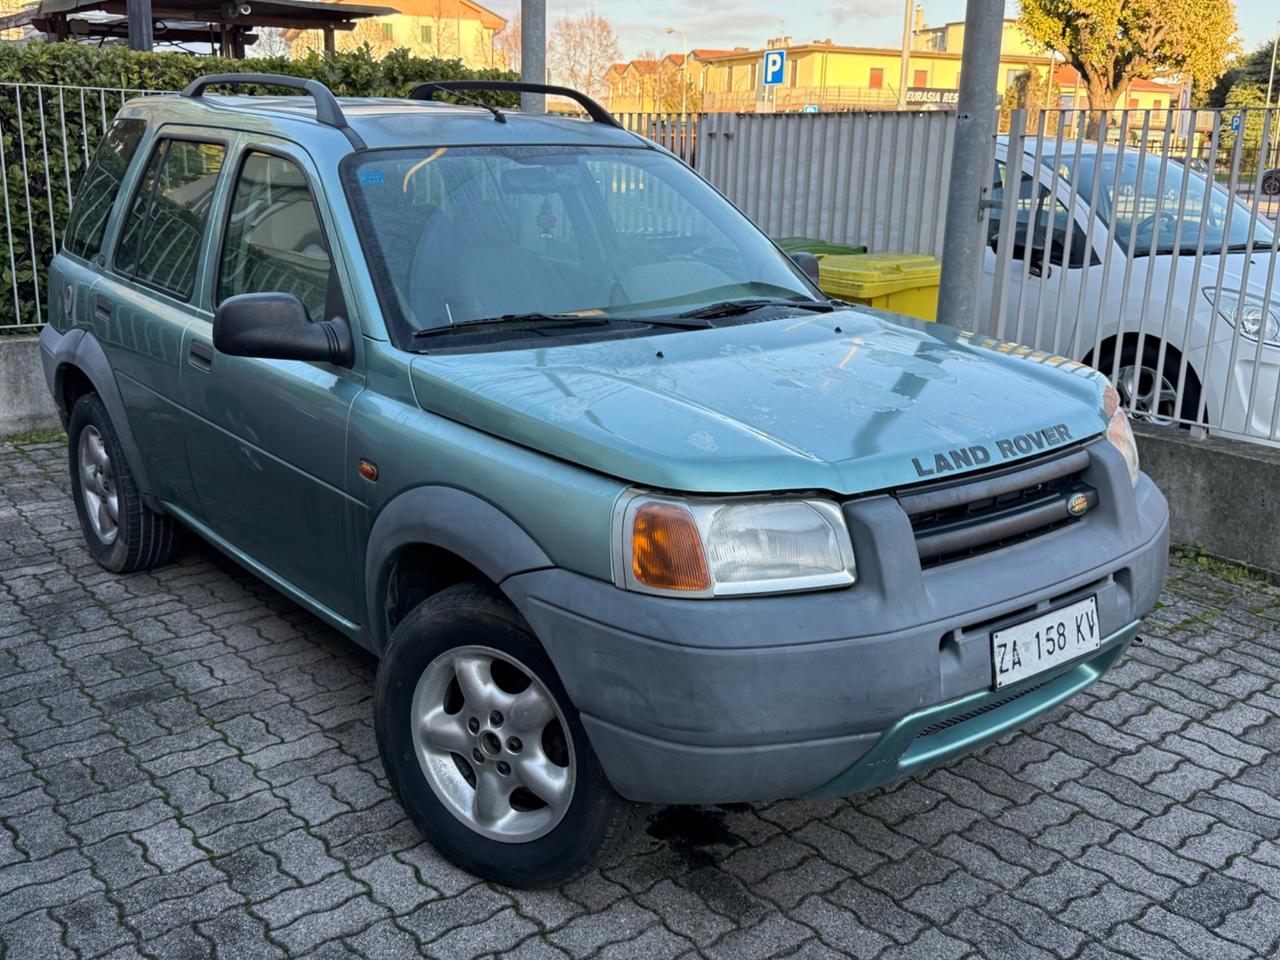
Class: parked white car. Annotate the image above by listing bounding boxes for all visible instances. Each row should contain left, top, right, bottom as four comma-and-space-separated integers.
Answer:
980, 139, 1280, 443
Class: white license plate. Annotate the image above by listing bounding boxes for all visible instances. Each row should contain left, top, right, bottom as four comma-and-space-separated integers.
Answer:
991, 596, 1100, 689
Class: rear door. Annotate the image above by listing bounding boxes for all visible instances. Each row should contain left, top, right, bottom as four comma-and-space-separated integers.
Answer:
94, 128, 230, 508
179, 137, 365, 625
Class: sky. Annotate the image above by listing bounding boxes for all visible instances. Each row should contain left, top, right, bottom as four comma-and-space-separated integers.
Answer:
485, 1, 1279, 61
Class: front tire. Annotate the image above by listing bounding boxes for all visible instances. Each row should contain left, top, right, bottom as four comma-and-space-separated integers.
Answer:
67, 392, 177, 573
1100, 340, 1202, 426
375, 581, 635, 887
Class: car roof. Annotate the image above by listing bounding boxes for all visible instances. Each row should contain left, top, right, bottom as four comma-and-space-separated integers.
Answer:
117, 92, 649, 155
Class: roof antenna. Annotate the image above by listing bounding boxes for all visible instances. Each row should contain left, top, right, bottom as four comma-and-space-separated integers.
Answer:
414, 81, 507, 123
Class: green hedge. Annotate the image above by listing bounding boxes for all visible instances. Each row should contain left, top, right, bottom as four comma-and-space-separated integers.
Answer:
0, 42, 517, 328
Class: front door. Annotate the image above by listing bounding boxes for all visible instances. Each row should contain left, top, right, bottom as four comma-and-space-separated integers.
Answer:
180, 140, 365, 625
980, 157, 1098, 356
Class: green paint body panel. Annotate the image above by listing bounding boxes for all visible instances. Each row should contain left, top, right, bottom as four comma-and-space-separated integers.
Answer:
409, 311, 1110, 496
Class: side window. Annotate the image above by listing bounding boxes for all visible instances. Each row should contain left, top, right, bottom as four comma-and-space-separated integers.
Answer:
115, 138, 226, 300
216, 152, 334, 321
990, 160, 1091, 269
64, 118, 147, 261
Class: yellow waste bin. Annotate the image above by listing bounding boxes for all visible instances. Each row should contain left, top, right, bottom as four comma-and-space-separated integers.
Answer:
817, 252, 941, 322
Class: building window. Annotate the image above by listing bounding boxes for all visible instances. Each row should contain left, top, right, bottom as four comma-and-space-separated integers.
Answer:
869, 67, 884, 89
1128, 98, 1139, 109
381, 22, 393, 41
420, 24, 432, 44
913, 69, 928, 88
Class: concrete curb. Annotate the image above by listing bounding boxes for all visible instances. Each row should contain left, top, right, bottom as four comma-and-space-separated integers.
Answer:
0, 334, 59, 436
1135, 422, 1280, 577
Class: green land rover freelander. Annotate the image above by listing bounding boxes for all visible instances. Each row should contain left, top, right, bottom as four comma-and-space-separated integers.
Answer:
40, 76, 1170, 887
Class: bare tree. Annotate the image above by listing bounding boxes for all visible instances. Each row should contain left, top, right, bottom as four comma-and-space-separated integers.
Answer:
250, 26, 292, 58
494, 8, 520, 72
547, 11, 621, 102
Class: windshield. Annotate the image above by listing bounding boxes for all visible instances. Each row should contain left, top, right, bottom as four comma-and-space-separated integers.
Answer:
1047, 151, 1276, 256
342, 144, 817, 347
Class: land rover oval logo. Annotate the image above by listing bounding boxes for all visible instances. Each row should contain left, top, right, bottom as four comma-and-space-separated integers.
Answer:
1067, 493, 1090, 517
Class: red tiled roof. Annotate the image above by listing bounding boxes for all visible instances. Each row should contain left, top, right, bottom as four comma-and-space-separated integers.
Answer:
1053, 65, 1179, 95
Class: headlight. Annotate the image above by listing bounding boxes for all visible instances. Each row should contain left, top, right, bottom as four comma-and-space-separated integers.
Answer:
1202, 288, 1280, 345
613, 493, 856, 597
1103, 385, 1140, 487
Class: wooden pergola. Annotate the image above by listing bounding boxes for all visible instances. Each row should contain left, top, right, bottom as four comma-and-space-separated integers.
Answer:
3, 0, 398, 57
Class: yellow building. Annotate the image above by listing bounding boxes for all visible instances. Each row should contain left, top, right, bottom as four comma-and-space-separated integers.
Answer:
691, 37, 1055, 113
912, 15, 1040, 60
604, 50, 732, 114
288, 0, 507, 68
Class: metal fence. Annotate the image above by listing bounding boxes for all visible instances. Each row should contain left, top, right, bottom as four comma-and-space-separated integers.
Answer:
982, 107, 1280, 447
0, 83, 167, 334
695, 110, 956, 256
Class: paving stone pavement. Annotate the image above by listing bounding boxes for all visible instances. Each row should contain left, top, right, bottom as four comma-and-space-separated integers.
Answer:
2, 436, 1279, 960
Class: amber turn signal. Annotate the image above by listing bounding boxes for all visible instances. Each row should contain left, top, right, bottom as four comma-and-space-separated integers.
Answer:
631, 502, 710, 592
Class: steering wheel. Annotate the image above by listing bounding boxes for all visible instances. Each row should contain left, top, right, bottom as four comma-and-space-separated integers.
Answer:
1132, 210, 1180, 248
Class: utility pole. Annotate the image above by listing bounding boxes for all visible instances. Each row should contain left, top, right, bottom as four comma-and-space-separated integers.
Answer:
1267, 20, 1279, 110
520, 0, 545, 113
897, 0, 912, 110
1268, 20, 1279, 167
935, 0, 1003, 329
667, 26, 688, 114
126, 0, 153, 51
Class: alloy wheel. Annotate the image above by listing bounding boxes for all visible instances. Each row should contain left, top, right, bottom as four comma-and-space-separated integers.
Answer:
411, 644, 575, 843
1116, 363, 1179, 426
78, 425, 119, 545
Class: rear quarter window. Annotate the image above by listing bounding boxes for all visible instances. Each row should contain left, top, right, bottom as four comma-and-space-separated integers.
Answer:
114, 138, 226, 300
64, 118, 147, 262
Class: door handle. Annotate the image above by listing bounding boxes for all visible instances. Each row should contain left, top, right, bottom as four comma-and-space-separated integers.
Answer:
189, 339, 213, 372
93, 293, 111, 323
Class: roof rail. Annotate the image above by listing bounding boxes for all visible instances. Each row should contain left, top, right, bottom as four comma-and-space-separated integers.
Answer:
407, 80, 623, 129
180, 73, 365, 149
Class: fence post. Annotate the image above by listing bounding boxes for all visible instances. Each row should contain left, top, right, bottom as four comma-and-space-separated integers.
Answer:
935, 0, 1003, 328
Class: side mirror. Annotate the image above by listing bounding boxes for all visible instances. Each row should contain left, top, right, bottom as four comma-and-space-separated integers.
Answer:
213, 293, 353, 367
791, 251, 822, 287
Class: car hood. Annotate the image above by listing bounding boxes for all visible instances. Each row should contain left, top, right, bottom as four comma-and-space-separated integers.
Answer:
408, 308, 1110, 495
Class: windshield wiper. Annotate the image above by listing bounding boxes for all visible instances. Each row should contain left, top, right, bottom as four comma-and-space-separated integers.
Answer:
411, 311, 711, 342
674, 297, 838, 321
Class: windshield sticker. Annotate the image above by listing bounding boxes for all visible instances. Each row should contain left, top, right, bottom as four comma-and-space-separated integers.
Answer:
358, 169, 384, 186
912, 424, 1074, 478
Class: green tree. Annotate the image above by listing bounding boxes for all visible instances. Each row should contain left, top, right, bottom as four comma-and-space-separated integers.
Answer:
1207, 41, 1279, 108
999, 65, 1057, 134
1019, 0, 1238, 135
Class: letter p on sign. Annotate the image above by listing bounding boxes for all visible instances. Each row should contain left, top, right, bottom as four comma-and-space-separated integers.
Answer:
763, 49, 786, 86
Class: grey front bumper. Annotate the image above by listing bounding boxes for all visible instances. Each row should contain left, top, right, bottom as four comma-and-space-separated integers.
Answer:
504, 442, 1170, 804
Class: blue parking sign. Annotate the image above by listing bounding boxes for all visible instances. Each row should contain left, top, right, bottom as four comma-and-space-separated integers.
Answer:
763, 49, 786, 86
1230, 113, 1241, 132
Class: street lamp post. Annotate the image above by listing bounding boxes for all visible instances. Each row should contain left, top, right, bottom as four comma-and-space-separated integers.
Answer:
1267, 20, 1279, 110
1268, 20, 1279, 167
666, 26, 688, 114
898, 0, 912, 110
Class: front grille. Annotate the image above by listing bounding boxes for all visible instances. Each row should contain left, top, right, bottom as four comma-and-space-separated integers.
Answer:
895, 445, 1096, 568
915, 678, 1052, 739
